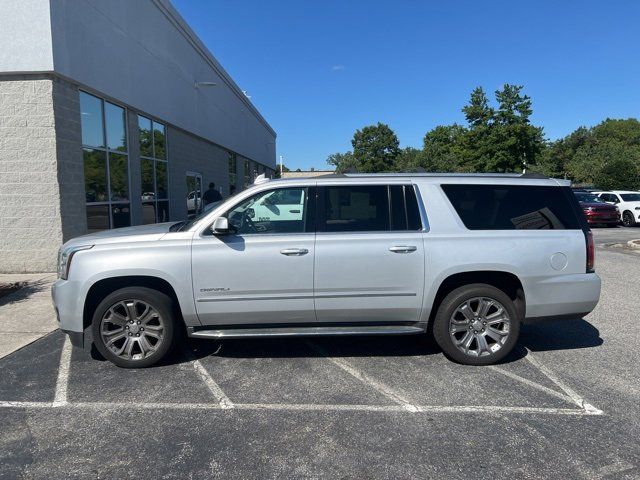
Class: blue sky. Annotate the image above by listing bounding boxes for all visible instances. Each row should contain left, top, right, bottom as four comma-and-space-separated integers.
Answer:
172, 0, 640, 171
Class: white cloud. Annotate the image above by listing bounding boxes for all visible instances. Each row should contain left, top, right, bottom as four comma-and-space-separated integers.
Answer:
331, 65, 345, 71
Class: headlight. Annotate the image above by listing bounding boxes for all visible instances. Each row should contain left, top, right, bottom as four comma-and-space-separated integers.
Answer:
57, 245, 93, 280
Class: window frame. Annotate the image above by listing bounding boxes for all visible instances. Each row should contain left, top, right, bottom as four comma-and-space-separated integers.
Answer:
80, 90, 131, 231
316, 184, 424, 234
138, 115, 170, 223
211, 186, 316, 237
441, 183, 583, 231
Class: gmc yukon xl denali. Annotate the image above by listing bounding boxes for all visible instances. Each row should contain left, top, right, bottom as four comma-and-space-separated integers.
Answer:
52, 173, 601, 367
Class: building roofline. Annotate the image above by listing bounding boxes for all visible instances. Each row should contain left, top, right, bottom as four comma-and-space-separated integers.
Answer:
154, 0, 276, 138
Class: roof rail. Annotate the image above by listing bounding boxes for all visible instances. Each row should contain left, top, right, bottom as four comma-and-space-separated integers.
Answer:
520, 172, 549, 179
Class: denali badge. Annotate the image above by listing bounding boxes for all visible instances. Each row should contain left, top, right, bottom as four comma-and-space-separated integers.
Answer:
200, 287, 230, 293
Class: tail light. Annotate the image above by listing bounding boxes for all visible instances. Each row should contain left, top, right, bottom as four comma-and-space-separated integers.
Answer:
586, 230, 595, 273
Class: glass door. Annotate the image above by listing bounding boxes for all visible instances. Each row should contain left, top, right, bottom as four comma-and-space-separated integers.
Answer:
186, 172, 203, 218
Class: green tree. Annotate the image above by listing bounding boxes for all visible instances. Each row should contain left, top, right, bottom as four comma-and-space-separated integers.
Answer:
568, 139, 640, 189
463, 84, 544, 172
462, 87, 493, 128
351, 122, 400, 172
394, 147, 428, 172
422, 124, 469, 172
327, 151, 358, 173
535, 118, 640, 188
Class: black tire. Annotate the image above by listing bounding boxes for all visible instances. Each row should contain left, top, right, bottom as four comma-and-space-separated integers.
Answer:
432, 284, 521, 366
92, 287, 176, 368
622, 211, 636, 227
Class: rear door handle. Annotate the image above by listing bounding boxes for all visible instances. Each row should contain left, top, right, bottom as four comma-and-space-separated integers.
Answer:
280, 248, 309, 256
389, 245, 417, 254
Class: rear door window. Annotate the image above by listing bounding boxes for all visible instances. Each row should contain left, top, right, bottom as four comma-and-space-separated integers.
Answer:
322, 185, 389, 232
319, 185, 422, 232
441, 184, 581, 230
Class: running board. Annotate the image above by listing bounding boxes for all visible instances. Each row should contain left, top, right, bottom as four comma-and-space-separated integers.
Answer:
188, 325, 425, 339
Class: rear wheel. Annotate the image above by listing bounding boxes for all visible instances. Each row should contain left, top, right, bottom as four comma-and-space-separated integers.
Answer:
433, 284, 521, 366
622, 211, 636, 227
92, 287, 176, 368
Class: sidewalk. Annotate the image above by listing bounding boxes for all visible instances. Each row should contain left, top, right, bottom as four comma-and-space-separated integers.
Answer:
0, 273, 58, 358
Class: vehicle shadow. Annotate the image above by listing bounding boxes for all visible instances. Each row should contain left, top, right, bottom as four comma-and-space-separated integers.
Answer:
163, 316, 603, 368
0, 279, 50, 307
520, 317, 603, 352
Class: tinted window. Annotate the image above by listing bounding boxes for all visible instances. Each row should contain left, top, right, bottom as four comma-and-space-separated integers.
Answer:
105, 102, 126, 151
390, 186, 405, 230
80, 92, 104, 147
138, 116, 153, 157
109, 153, 129, 201
405, 186, 422, 230
226, 187, 309, 234
83, 149, 107, 202
323, 186, 389, 232
575, 192, 603, 203
621, 194, 640, 202
442, 184, 581, 230
389, 185, 422, 231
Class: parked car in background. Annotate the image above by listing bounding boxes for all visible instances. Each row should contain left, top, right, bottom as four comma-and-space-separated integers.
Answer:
186, 190, 201, 213
52, 173, 601, 368
573, 190, 620, 227
594, 191, 640, 227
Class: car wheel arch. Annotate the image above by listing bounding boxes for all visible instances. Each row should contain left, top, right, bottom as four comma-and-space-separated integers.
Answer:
426, 270, 526, 330
83, 275, 184, 331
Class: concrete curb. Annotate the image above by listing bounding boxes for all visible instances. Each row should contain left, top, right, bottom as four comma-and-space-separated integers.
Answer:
628, 240, 640, 250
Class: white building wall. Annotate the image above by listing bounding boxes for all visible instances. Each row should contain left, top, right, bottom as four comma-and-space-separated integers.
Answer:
48, 0, 276, 168
0, 0, 54, 73
0, 77, 63, 272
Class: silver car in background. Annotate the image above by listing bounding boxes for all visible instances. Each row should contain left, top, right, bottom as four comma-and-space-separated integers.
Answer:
52, 173, 601, 367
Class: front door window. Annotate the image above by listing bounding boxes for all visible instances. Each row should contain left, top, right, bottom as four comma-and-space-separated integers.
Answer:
225, 187, 308, 234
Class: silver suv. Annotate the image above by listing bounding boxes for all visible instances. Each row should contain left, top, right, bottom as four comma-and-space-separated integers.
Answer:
52, 173, 601, 367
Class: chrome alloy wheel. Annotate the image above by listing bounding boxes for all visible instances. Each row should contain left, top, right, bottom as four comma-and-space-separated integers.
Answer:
448, 297, 511, 358
100, 299, 165, 361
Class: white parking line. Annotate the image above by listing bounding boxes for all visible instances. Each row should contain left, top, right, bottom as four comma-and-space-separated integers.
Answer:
489, 365, 574, 404
524, 349, 603, 414
52, 337, 72, 406
0, 400, 602, 415
307, 341, 419, 412
190, 357, 234, 409
0, 337, 603, 417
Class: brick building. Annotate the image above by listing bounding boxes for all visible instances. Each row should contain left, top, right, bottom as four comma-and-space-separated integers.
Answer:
0, 0, 276, 272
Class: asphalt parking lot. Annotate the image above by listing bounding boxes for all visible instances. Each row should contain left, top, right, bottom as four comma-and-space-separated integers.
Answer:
1, 227, 639, 479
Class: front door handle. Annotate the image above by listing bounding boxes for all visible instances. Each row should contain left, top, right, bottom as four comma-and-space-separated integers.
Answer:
389, 245, 417, 254
280, 248, 309, 256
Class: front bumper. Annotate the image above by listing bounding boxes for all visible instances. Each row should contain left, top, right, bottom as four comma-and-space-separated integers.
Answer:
584, 213, 619, 224
51, 279, 85, 334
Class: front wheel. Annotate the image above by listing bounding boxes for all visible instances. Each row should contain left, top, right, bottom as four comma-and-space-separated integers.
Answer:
433, 284, 521, 366
92, 287, 176, 368
622, 211, 636, 227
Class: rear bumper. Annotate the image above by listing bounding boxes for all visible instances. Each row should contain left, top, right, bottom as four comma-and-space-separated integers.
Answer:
524, 273, 601, 319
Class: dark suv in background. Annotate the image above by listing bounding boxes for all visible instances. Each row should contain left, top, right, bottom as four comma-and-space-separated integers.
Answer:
573, 190, 619, 227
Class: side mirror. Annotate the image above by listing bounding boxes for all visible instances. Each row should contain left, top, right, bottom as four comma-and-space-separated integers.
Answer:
210, 217, 230, 235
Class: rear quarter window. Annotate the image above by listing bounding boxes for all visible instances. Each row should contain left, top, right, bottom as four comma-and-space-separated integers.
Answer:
441, 184, 581, 230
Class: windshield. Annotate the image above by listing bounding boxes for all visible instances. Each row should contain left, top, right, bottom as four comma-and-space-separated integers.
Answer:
574, 192, 603, 203
621, 193, 640, 202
